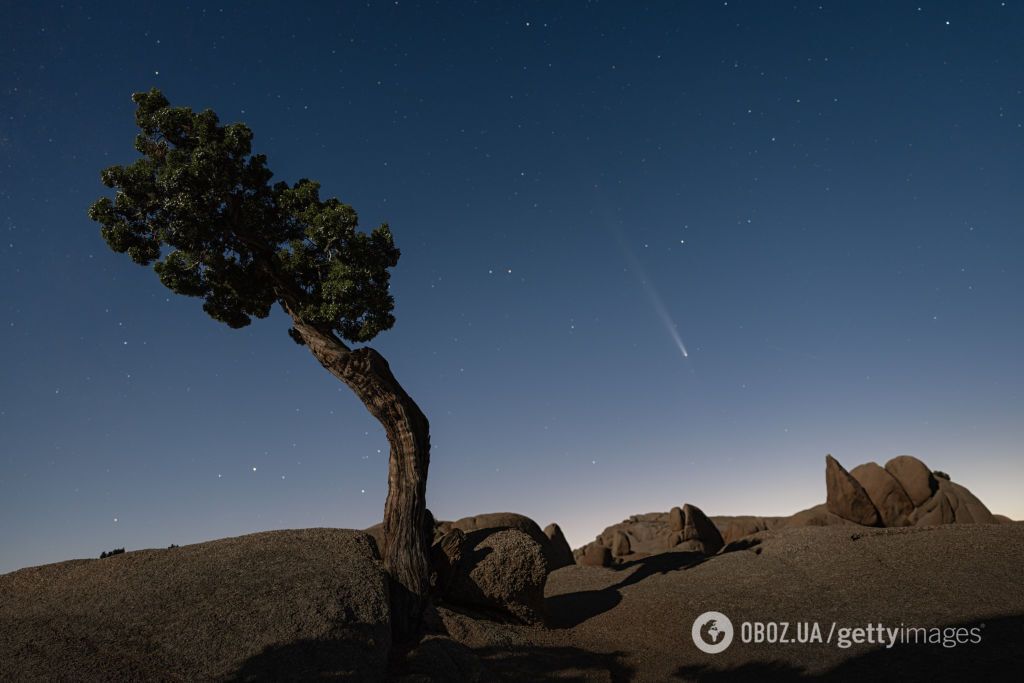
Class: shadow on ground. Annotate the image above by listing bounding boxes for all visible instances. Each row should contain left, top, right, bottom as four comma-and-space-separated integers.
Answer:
226, 630, 385, 682
672, 615, 1024, 682
476, 645, 635, 682
547, 550, 706, 629
469, 615, 1024, 682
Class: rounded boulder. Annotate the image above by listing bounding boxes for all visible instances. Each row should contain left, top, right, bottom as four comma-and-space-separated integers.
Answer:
884, 455, 937, 507
444, 528, 547, 625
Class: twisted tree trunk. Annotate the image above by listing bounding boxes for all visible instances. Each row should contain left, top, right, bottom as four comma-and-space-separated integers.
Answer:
288, 313, 431, 648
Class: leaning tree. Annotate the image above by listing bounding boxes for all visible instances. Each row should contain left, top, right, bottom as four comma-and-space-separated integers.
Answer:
88, 89, 431, 644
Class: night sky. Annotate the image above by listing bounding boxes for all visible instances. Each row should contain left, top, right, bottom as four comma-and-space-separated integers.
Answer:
2, 1, 1022, 574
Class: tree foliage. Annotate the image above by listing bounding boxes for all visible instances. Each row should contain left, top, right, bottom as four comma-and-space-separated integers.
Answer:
88, 89, 400, 343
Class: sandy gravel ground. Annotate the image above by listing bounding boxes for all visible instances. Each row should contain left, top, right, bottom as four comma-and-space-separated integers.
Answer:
2, 524, 1019, 681
438, 523, 1024, 681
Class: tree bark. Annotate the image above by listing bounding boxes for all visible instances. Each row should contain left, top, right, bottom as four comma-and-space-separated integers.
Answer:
287, 313, 431, 649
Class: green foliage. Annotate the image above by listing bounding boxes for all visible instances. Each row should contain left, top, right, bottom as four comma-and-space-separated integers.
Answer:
99, 548, 125, 559
88, 89, 400, 342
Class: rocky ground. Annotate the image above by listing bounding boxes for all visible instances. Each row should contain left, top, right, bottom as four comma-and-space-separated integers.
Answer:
426, 523, 1024, 681
1, 454, 1019, 681
0, 529, 392, 681
3, 523, 1020, 681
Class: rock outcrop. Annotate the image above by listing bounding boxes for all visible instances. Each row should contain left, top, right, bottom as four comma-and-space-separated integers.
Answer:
611, 530, 632, 557
909, 477, 996, 526
783, 503, 856, 529
911, 487, 955, 525
844, 455, 993, 527
668, 506, 685, 532
596, 512, 674, 556
824, 455, 999, 530
850, 462, 914, 527
825, 454, 882, 526
0, 529, 391, 682
574, 503, 725, 564
665, 503, 725, 555
884, 455, 938, 507
938, 479, 996, 524
447, 512, 549, 549
577, 542, 613, 567
573, 455, 1005, 563
711, 515, 788, 544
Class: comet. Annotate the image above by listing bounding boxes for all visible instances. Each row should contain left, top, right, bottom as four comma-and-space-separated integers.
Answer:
618, 236, 690, 361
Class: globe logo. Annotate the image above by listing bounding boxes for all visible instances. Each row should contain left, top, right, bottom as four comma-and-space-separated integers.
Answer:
692, 611, 734, 654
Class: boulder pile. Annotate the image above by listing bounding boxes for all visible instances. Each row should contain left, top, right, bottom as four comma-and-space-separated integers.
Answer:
575, 454, 1005, 560
830, 454, 997, 526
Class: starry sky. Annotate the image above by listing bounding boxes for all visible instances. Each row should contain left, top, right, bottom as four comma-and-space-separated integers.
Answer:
2, 1, 1023, 574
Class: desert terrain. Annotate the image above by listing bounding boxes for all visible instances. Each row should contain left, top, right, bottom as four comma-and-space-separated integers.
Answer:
2, 455, 1020, 681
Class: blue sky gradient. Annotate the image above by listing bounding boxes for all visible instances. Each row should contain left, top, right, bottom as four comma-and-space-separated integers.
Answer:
1, 1, 1022, 573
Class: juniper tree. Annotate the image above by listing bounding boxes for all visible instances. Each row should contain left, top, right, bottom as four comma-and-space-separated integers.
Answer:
88, 89, 431, 644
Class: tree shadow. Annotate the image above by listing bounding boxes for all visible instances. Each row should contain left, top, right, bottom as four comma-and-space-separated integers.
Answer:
389, 634, 485, 682
719, 537, 763, 554
672, 614, 1024, 682
460, 529, 498, 564
475, 645, 635, 682
545, 588, 623, 630
673, 660, 807, 681
547, 550, 706, 629
225, 626, 388, 682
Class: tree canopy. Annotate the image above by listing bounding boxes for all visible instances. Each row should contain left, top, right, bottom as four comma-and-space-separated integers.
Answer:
88, 88, 400, 343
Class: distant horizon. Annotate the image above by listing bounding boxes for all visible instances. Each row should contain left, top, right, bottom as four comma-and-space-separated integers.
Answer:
2, 446, 1017, 574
